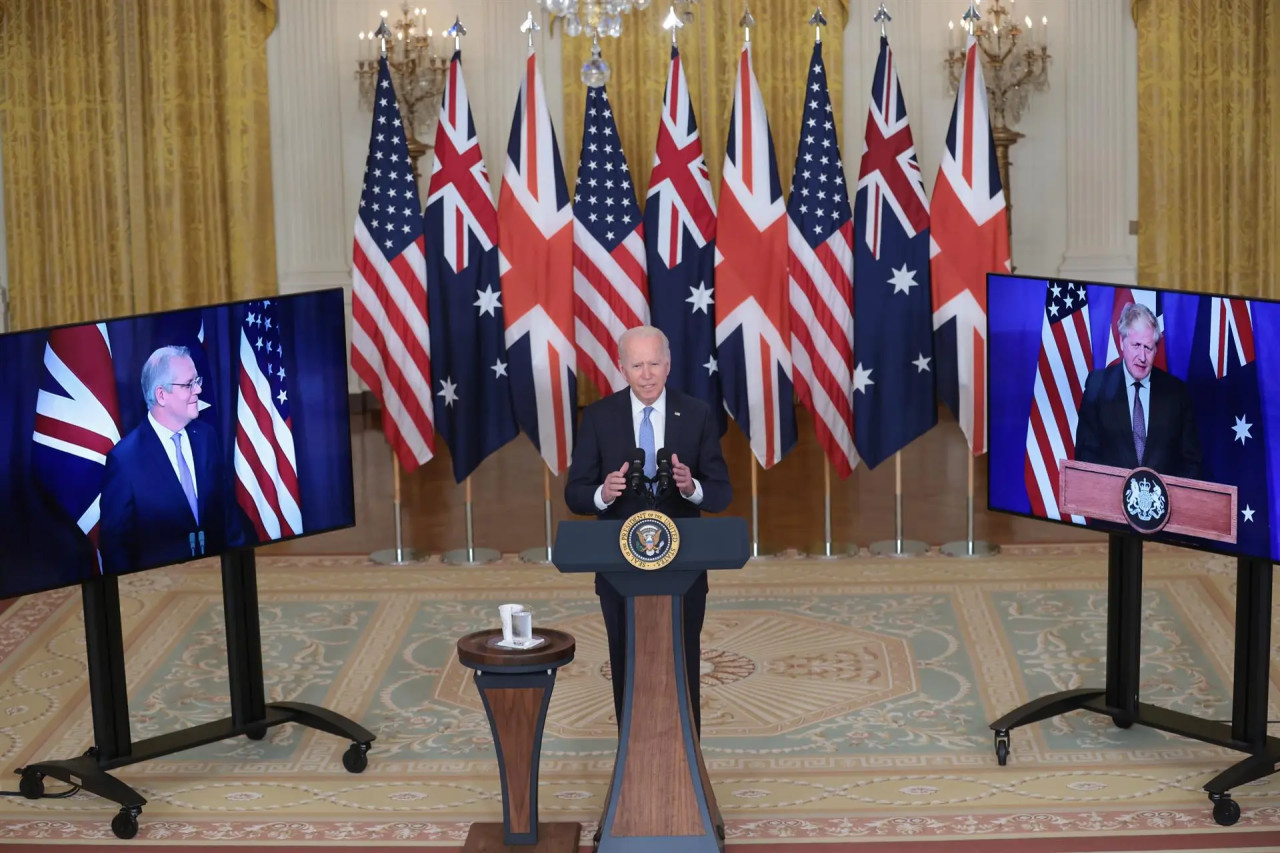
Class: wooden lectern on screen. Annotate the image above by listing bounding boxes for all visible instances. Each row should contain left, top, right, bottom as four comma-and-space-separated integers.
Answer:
1058, 459, 1238, 542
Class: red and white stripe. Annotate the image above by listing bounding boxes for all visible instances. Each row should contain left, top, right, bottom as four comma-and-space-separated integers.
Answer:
788, 218, 856, 479
1025, 296, 1091, 522
234, 331, 302, 541
573, 227, 648, 396
1209, 297, 1255, 378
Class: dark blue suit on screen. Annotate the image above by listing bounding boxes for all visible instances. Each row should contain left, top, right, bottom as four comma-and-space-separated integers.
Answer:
99, 417, 243, 575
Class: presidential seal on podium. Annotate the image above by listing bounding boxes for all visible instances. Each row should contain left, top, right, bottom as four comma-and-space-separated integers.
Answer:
619, 510, 681, 570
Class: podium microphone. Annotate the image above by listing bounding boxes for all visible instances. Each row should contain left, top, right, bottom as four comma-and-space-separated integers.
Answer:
656, 448, 673, 497
627, 447, 647, 495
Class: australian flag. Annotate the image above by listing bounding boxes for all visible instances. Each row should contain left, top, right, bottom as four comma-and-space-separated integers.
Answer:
852, 36, 936, 468
1183, 297, 1269, 557
425, 50, 518, 482
644, 46, 725, 435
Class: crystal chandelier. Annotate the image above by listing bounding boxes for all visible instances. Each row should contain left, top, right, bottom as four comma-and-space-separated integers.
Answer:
541, 1, 701, 88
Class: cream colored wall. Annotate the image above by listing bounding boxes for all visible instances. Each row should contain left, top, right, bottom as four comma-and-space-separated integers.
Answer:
262, 0, 1139, 392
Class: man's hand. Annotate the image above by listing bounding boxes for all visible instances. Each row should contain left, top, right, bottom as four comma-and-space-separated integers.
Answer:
601, 461, 630, 503
672, 453, 695, 497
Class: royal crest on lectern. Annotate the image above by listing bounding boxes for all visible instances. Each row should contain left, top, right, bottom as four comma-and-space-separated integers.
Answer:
619, 510, 681, 570
1122, 468, 1171, 534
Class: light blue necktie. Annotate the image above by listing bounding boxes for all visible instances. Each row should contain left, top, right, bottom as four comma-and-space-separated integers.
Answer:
172, 433, 199, 524
640, 406, 657, 492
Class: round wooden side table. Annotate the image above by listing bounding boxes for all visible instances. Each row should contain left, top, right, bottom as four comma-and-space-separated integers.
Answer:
456, 628, 578, 852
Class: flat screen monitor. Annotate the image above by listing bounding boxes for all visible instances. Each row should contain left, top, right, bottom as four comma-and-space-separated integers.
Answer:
988, 273, 1280, 562
0, 288, 355, 600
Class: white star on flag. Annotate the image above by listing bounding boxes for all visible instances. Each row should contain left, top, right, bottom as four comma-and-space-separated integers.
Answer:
913, 354, 932, 373
852, 363, 874, 394
888, 264, 918, 295
703, 355, 718, 375
474, 285, 502, 317
1242, 505, 1256, 523
687, 282, 714, 314
1232, 414, 1253, 444
437, 377, 459, 407
490, 359, 508, 378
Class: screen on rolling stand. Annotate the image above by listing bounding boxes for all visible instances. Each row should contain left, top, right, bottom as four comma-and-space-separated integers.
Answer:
0, 288, 355, 601
987, 273, 1280, 563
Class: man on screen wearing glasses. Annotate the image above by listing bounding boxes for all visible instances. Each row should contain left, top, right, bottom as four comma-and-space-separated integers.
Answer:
1074, 302, 1203, 479
100, 345, 243, 575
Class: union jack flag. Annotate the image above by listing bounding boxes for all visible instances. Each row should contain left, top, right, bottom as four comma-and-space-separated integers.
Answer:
1105, 288, 1166, 371
499, 47, 576, 475
716, 41, 796, 469
930, 34, 1010, 457
572, 83, 648, 398
645, 46, 723, 434
424, 50, 519, 483
351, 57, 434, 472
1025, 281, 1091, 522
852, 36, 936, 470
31, 323, 122, 568
234, 299, 302, 541
787, 41, 856, 478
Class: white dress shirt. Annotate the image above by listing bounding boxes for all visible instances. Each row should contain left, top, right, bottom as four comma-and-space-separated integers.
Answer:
595, 389, 704, 510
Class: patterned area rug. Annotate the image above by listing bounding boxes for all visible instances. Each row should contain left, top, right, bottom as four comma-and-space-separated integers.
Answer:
3, 543, 1280, 849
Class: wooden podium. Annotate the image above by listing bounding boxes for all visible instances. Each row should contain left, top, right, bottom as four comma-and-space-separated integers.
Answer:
554, 516, 750, 853
1058, 459, 1237, 541
991, 461, 1277, 827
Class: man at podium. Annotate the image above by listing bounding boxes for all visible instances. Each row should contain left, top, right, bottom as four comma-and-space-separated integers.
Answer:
1075, 302, 1203, 478
565, 326, 732, 734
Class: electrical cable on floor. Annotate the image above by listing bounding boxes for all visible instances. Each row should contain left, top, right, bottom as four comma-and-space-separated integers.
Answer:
3, 769, 82, 799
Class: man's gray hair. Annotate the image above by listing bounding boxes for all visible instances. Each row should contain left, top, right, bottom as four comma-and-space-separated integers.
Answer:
617, 325, 671, 362
141, 345, 191, 409
1118, 301, 1161, 345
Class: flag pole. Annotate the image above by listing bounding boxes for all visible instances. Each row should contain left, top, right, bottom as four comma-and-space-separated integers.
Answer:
808, 458, 853, 559
871, 452, 927, 556
371, 449, 423, 565
750, 461, 760, 558
941, 452, 999, 557
520, 467, 554, 564
443, 476, 500, 565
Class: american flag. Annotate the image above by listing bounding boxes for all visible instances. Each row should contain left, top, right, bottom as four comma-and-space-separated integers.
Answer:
644, 46, 724, 434
499, 47, 576, 475
31, 323, 122, 565
1106, 288, 1166, 370
853, 36, 936, 470
572, 84, 649, 398
424, 50, 519, 483
351, 57, 434, 473
930, 34, 1010, 457
786, 41, 856, 479
1025, 281, 1091, 522
234, 299, 302, 541
716, 41, 797, 469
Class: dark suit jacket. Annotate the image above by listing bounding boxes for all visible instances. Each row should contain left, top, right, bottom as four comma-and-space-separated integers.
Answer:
1074, 363, 1202, 479
100, 417, 244, 575
565, 388, 731, 593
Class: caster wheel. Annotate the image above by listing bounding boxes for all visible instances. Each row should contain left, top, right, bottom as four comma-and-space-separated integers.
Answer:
993, 730, 1010, 767
1111, 716, 1134, 729
18, 771, 44, 800
245, 724, 268, 741
342, 742, 370, 773
111, 809, 140, 840
1212, 795, 1241, 827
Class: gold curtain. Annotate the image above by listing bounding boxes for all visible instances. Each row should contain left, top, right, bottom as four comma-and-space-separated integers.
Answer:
1133, 0, 1280, 298
559, 1, 847, 205
0, 0, 277, 330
